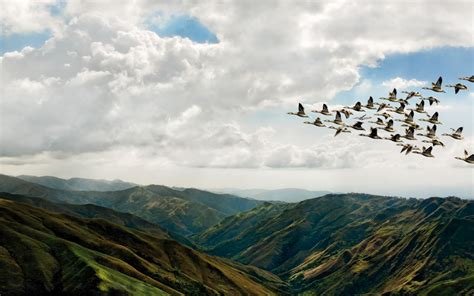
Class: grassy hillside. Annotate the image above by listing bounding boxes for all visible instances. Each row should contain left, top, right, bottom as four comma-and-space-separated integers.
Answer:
0, 198, 288, 295
18, 175, 137, 192
195, 194, 474, 295
0, 174, 263, 236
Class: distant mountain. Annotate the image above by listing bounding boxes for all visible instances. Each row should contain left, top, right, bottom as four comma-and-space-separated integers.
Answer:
0, 198, 288, 295
18, 175, 137, 191
0, 174, 264, 236
195, 193, 474, 295
213, 188, 331, 202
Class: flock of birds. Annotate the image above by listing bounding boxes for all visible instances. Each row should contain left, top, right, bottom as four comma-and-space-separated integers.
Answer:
288, 75, 474, 164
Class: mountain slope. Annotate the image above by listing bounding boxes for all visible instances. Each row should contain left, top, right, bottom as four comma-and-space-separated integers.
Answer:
195, 194, 474, 295
0, 174, 264, 236
0, 198, 288, 295
18, 175, 137, 192
213, 188, 331, 202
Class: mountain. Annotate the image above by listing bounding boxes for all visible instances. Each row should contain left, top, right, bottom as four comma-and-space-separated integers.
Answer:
0, 197, 288, 295
18, 175, 137, 192
0, 174, 264, 236
213, 188, 331, 202
194, 193, 474, 295
0, 192, 195, 248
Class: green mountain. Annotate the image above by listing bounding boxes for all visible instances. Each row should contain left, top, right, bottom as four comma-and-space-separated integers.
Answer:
0, 196, 288, 295
18, 175, 137, 192
0, 174, 263, 236
195, 194, 474, 295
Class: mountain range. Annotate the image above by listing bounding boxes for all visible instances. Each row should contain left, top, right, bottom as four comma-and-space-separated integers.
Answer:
0, 174, 263, 236
17, 175, 137, 192
212, 188, 331, 202
1, 174, 473, 295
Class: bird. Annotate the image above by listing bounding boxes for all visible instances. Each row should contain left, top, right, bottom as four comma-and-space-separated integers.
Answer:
408, 100, 428, 114
384, 133, 403, 143
442, 127, 464, 140
376, 102, 392, 112
288, 103, 309, 117
324, 111, 344, 125
304, 117, 326, 127
376, 112, 392, 119
397, 143, 420, 155
422, 76, 445, 93
459, 75, 474, 83
380, 88, 399, 102
329, 125, 351, 137
421, 96, 440, 106
417, 124, 438, 139
413, 146, 435, 158
337, 108, 353, 119
422, 139, 445, 147
401, 123, 423, 130
359, 127, 382, 139
419, 112, 442, 125
401, 127, 417, 141
446, 83, 468, 94
377, 119, 395, 132
364, 96, 377, 110
402, 91, 422, 100
312, 103, 333, 116
387, 102, 406, 115
344, 101, 365, 112
369, 117, 386, 126
354, 114, 372, 121
395, 110, 415, 126
455, 150, 474, 164
349, 121, 365, 131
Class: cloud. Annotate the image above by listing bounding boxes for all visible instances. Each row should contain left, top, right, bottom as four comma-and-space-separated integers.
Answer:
1, 1, 473, 171
382, 77, 427, 90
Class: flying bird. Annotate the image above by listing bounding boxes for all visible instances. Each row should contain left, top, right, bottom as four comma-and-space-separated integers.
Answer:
459, 75, 474, 83
328, 125, 351, 137
421, 96, 440, 106
408, 100, 428, 114
312, 103, 333, 116
324, 111, 344, 125
402, 91, 422, 100
288, 103, 309, 117
344, 101, 365, 112
417, 124, 438, 140
455, 150, 474, 164
422, 139, 445, 147
369, 117, 386, 126
419, 112, 442, 125
446, 83, 468, 94
349, 121, 365, 131
401, 127, 417, 141
442, 127, 464, 140
377, 119, 395, 132
354, 114, 372, 121
359, 127, 382, 139
304, 117, 326, 127
384, 133, 403, 143
380, 88, 399, 102
364, 96, 377, 110
422, 76, 445, 93
397, 143, 420, 155
413, 146, 435, 158
395, 110, 415, 126
387, 102, 406, 115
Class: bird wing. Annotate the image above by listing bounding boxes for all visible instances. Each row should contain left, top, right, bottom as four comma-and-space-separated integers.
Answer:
335, 111, 342, 121
355, 101, 361, 109
465, 150, 469, 157
322, 104, 329, 112
436, 76, 442, 87
394, 134, 401, 141
335, 128, 343, 136
298, 103, 304, 113
407, 110, 414, 120
368, 96, 373, 105
370, 128, 378, 137
431, 112, 439, 121
455, 87, 459, 94
387, 119, 394, 128
353, 121, 363, 129
393, 88, 397, 97
425, 146, 433, 154
467, 154, 474, 162
401, 146, 408, 153
454, 127, 463, 135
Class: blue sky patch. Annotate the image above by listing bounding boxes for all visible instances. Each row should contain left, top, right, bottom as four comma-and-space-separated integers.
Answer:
148, 14, 219, 44
333, 46, 474, 104
0, 30, 52, 55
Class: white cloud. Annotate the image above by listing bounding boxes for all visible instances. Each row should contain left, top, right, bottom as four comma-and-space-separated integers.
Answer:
1, 1, 473, 175
382, 77, 427, 90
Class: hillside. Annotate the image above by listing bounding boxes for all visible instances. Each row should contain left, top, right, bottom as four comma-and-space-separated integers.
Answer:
0, 174, 264, 236
195, 194, 474, 295
0, 198, 288, 295
18, 175, 137, 192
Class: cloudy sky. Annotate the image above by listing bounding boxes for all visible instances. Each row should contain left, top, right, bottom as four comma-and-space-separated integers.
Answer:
1, 0, 473, 198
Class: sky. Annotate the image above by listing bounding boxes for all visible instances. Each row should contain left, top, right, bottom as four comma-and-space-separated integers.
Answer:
0, 0, 473, 198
